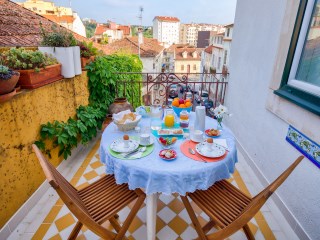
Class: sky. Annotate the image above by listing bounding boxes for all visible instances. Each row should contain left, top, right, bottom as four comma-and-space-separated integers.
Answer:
37, 0, 237, 26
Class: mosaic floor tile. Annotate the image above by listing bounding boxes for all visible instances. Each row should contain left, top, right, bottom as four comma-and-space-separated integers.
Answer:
8, 137, 298, 240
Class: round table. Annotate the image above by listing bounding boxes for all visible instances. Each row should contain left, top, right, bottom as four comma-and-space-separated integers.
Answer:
100, 112, 238, 240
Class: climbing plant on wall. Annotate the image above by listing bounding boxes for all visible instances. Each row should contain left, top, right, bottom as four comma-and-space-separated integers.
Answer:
86, 54, 143, 108
35, 53, 143, 159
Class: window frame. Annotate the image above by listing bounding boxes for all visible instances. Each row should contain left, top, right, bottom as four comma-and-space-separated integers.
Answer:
274, 0, 320, 116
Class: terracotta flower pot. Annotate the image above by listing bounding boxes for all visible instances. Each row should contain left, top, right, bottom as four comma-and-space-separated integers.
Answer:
0, 72, 20, 95
81, 56, 95, 68
17, 64, 63, 89
108, 98, 134, 114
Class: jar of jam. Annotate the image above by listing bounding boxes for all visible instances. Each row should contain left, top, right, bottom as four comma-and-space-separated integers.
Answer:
179, 110, 189, 128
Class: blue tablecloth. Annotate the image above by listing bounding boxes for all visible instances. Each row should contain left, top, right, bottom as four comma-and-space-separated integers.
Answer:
100, 112, 238, 196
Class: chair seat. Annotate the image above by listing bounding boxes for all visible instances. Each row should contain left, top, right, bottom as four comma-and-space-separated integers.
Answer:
188, 180, 252, 228
79, 175, 138, 224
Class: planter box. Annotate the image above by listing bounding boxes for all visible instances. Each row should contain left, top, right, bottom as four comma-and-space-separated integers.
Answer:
73, 46, 82, 75
17, 64, 63, 89
39, 47, 75, 78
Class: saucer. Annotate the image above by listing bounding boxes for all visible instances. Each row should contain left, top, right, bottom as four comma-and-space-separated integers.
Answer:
190, 135, 204, 143
139, 137, 155, 146
195, 142, 226, 158
110, 139, 139, 153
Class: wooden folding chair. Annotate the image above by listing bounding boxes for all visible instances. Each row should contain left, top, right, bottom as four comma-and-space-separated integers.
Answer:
180, 156, 304, 240
32, 144, 146, 240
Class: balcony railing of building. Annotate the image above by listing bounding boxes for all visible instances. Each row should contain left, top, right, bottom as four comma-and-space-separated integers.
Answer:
113, 72, 229, 110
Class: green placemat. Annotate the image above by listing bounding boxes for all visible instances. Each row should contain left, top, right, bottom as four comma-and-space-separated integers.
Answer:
108, 136, 155, 160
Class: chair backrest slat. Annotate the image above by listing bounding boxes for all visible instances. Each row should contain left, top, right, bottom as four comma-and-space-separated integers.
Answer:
207, 155, 304, 240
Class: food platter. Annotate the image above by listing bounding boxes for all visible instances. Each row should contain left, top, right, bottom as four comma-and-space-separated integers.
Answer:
158, 128, 184, 136
205, 129, 221, 138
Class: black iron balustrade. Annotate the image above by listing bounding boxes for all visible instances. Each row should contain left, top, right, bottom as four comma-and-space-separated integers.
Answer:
113, 72, 228, 110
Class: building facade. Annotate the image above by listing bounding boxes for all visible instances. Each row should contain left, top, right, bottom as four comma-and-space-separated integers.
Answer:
153, 16, 180, 47
17, 0, 86, 37
173, 45, 202, 74
180, 23, 225, 47
226, 0, 320, 239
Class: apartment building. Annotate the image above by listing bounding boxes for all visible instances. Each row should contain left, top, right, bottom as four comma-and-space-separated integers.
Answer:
17, 0, 86, 37
174, 45, 202, 74
153, 16, 180, 47
180, 23, 225, 47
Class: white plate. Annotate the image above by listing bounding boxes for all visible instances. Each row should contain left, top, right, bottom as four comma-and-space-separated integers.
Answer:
110, 139, 139, 153
195, 142, 226, 158
139, 137, 155, 146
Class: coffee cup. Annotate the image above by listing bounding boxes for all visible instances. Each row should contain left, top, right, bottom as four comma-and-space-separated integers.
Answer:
193, 130, 203, 142
140, 133, 150, 145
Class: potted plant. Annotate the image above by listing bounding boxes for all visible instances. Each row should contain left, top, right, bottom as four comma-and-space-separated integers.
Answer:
0, 65, 20, 102
79, 41, 98, 68
2, 48, 62, 89
39, 25, 81, 78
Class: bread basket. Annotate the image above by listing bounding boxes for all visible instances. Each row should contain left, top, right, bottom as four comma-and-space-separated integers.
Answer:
113, 110, 142, 131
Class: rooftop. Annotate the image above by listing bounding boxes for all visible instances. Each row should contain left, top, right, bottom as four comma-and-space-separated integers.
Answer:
0, 0, 86, 46
103, 37, 165, 57
154, 16, 180, 22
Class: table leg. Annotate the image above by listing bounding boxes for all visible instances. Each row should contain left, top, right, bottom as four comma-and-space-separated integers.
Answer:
146, 193, 158, 240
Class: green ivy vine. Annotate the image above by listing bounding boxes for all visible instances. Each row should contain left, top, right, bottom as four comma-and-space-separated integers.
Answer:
35, 54, 143, 159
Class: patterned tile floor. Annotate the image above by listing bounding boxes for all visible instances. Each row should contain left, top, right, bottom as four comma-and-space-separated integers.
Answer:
8, 136, 298, 240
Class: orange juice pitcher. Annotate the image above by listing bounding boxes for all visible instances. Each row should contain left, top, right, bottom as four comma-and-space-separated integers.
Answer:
164, 109, 175, 128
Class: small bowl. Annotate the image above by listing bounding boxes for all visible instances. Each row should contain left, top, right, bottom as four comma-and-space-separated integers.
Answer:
172, 105, 192, 117
159, 149, 177, 161
157, 137, 177, 149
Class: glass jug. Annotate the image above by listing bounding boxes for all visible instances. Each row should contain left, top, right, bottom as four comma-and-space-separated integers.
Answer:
164, 109, 175, 128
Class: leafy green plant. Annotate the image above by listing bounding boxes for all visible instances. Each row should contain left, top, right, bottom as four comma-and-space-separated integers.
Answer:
79, 41, 98, 58
2, 48, 58, 71
35, 103, 106, 159
86, 54, 143, 108
35, 53, 143, 159
40, 24, 77, 47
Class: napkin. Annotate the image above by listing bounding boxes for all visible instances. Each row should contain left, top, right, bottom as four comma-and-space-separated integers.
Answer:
120, 151, 143, 159
214, 139, 228, 149
113, 110, 141, 124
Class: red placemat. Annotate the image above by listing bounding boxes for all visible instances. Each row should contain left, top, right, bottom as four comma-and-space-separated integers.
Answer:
180, 140, 228, 162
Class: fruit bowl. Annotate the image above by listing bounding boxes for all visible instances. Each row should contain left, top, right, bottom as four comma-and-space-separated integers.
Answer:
159, 149, 177, 161
158, 137, 177, 149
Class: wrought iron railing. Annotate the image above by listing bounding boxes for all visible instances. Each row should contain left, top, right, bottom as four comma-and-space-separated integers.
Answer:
114, 72, 228, 110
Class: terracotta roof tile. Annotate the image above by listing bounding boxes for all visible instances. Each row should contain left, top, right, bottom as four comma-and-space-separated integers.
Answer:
94, 24, 109, 35
103, 37, 164, 57
204, 45, 213, 54
0, 0, 87, 46
117, 25, 131, 35
154, 16, 180, 22
175, 46, 202, 60
43, 15, 75, 24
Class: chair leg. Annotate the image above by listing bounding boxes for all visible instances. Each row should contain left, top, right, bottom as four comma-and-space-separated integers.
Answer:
68, 221, 83, 240
115, 195, 146, 240
243, 224, 255, 240
180, 196, 207, 240
110, 217, 121, 233
202, 220, 216, 234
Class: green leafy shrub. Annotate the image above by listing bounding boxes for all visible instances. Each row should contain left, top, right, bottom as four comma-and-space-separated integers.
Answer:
2, 48, 58, 71
86, 54, 143, 108
36, 53, 143, 159
35, 103, 106, 159
41, 25, 77, 47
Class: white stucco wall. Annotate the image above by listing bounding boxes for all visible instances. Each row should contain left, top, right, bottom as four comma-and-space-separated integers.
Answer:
226, 0, 320, 239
